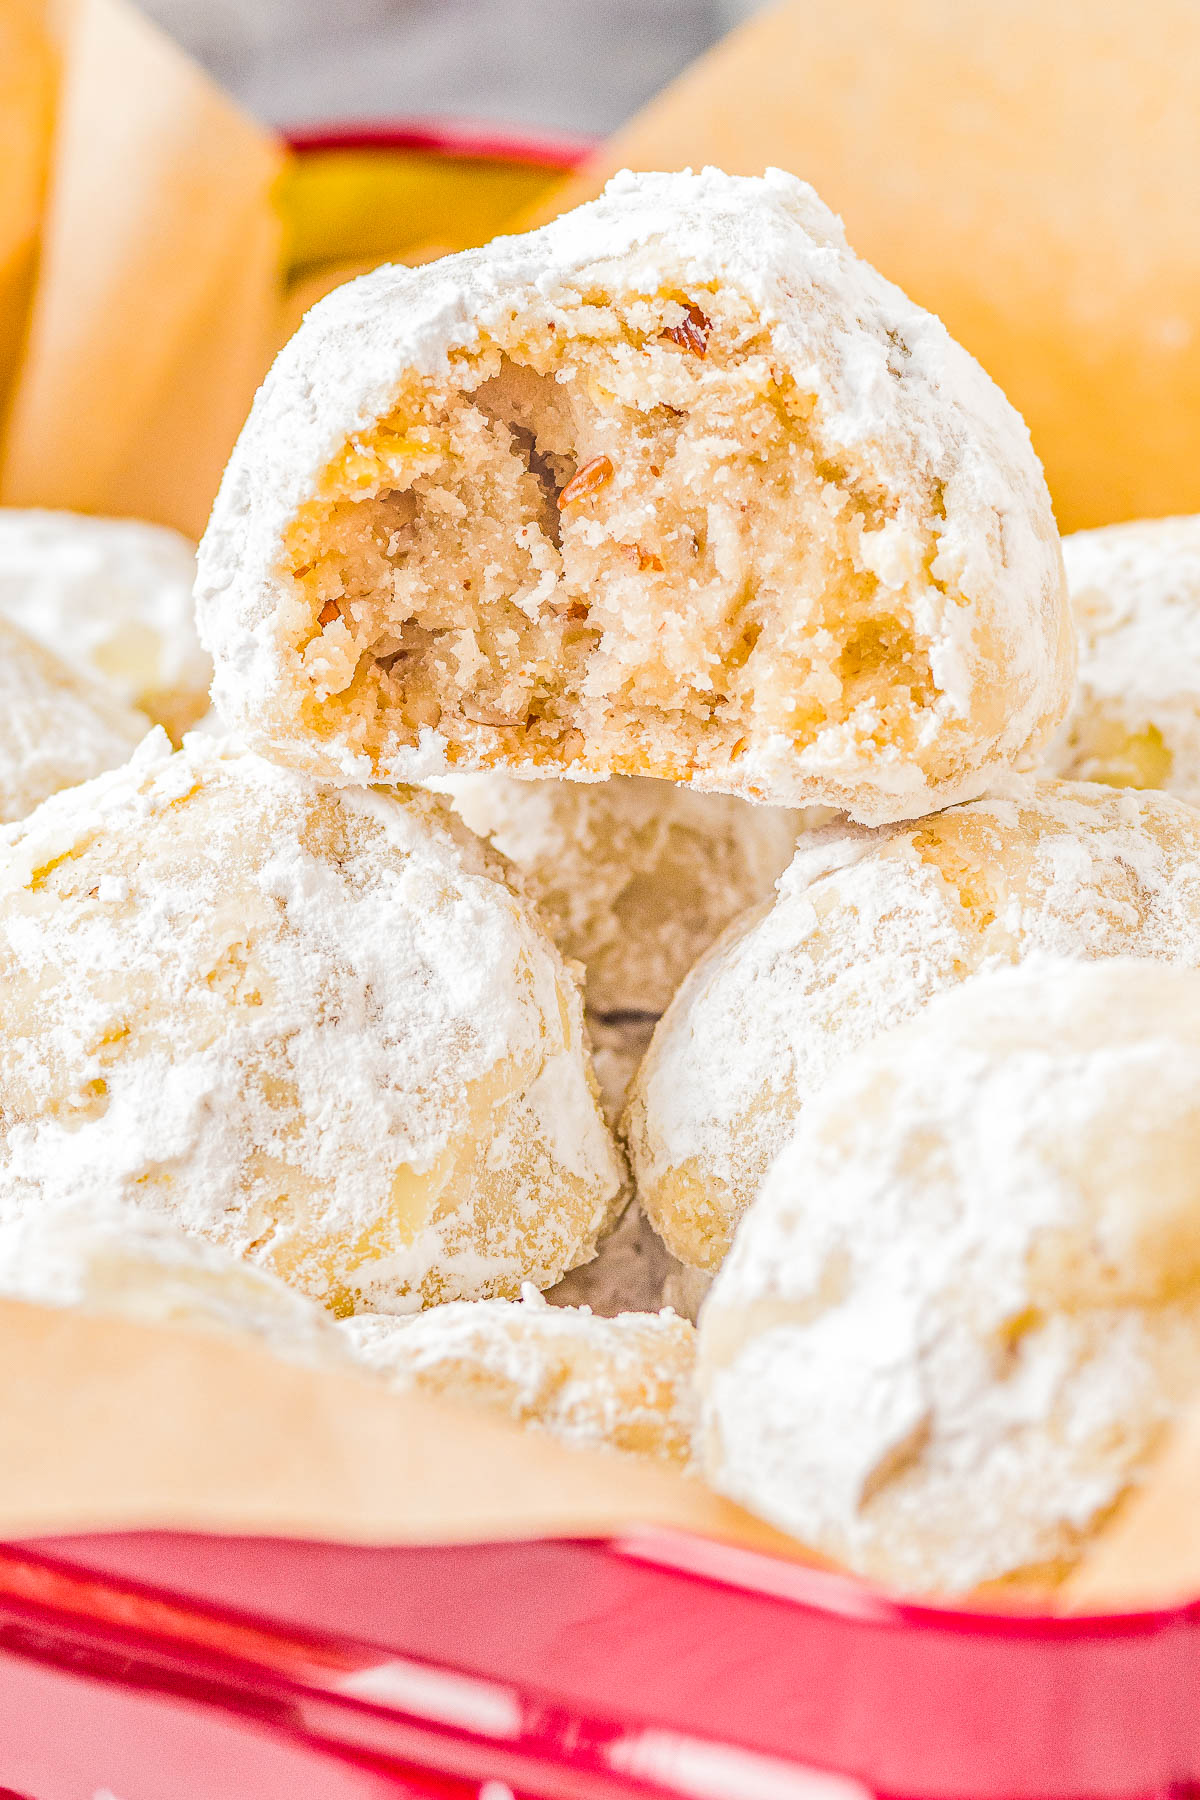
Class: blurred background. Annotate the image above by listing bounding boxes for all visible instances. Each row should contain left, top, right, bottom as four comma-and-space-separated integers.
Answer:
137, 0, 763, 134
10, 0, 1198, 542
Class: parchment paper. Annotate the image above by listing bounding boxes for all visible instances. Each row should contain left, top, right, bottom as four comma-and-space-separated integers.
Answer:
1063, 1407, 1200, 1611
0, 1296, 815, 1560
0, 0, 282, 538
0, 1, 55, 423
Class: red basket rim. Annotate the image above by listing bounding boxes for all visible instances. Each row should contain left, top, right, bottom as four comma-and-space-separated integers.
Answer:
609, 1523, 1198, 1634
284, 116, 596, 170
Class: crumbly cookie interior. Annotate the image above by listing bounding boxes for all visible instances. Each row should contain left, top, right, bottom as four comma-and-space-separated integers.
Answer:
282, 286, 952, 790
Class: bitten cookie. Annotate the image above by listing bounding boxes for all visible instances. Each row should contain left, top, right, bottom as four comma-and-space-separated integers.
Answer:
437, 771, 802, 1019
699, 960, 1200, 1593
342, 1286, 696, 1467
0, 733, 624, 1311
1046, 515, 1200, 804
198, 167, 1072, 823
0, 614, 149, 820
627, 780, 1200, 1269
0, 509, 210, 740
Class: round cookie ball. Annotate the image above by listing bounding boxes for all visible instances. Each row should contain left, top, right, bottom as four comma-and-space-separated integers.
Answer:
437, 771, 803, 1019
0, 732, 625, 1311
1046, 515, 1200, 803
0, 508, 210, 740
0, 614, 149, 820
342, 1286, 696, 1467
0, 1199, 347, 1369
627, 779, 1200, 1269
699, 959, 1200, 1593
198, 168, 1072, 824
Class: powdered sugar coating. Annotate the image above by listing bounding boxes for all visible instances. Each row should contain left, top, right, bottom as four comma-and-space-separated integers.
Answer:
627, 779, 1200, 1269
436, 771, 803, 1017
700, 960, 1200, 1592
198, 167, 1071, 822
342, 1284, 696, 1466
0, 732, 624, 1310
0, 614, 150, 820
1045, 516, 1200, 804
0, 510, 210, 739
0, 1198, 347, 1369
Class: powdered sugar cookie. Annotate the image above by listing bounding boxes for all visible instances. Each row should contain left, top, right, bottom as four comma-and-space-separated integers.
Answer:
0, 614, 149, 820
438, 771, 802, 1018
0, 733, 624, 1311
342, 1285, 696, 1466
1046, 516, 1200, 803
627, 780, 1200, 1269
0, 1199, 346, 1369
0, 509, 209, 740
699, 960, 1200, 1592
198, 168, 1071, 824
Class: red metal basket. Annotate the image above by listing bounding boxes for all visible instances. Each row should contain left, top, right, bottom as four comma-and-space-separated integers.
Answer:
0, 1527, 1196, 1799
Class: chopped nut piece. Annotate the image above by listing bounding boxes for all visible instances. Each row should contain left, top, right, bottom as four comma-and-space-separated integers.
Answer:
558, 455, 614, 509
662, 304, 712, 356
550, 598, 591, 621
317, 600, 342, 626
401, 694, 442, 730
461, 703, 527, 728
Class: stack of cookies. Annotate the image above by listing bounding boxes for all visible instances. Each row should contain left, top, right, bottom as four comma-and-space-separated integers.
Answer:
4, 167, 1200, 1594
